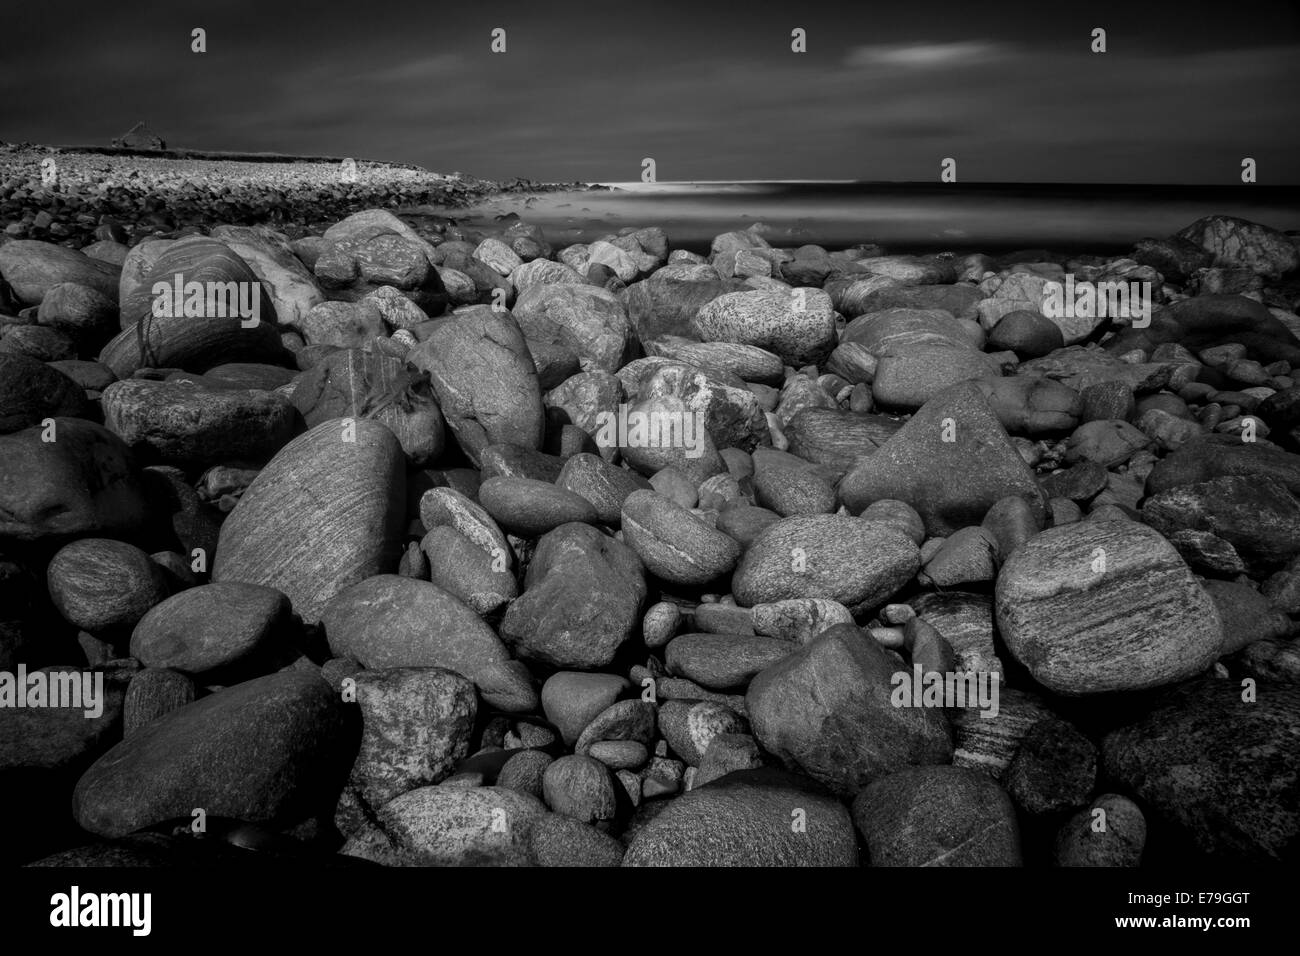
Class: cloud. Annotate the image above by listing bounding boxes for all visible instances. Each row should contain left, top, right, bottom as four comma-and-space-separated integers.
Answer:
844, 41, 1010, 70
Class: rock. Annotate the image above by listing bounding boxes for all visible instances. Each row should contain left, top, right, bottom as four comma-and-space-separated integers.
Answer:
746, 624, 952, 797
623, 263, 747, 342
0, 240, 119, 306
527, 813, 624, 866
36, 282, 119, 349
298, 300, 386, 348
101, 379, 297, 468
1146, 435, 1300, 499
751, 598, 853, 644
500, 523, 646, 669
422, 526, 517, 616
951, 686, 1054, 779
1201, 579, 1292, 654
873, 346, 1000, 412
513, 284, 633, 374
733, 513, 919, 612
646, 338, 784, 387
692, 287, 837, 366
478, 442, 565, 482
840, 383, 1045, 537
696, 733, 764, 786
313, 209, 446, 312
542, 755, 618, 824
335, 667, 476, 835
988, 310, 1064, 358
665, 633, 794, 690
1175, 215, 1300, 279
73, 666, 352, 838
478, 476, 599, 537
1054, 793, 1147, 866
1018, 346, 1175, 393
658, 699, 748, 766
574, 700, 657, 756
408, 307, 544, 466
852, 765, 1022, 866
912, 592, 1002, 676
290, 348, 444, 466
1063, 419, 1151, 468
995, 521, 1223, 694
320, 575, 508, 679
47, 538, 169, 633
130, 582, 291, 678
541, 672, 630, 747
972, 376, 1082, 435
123, 669, 196, 737
340, 785, 546, 866
0, 421, 150, 546
751, 446, 837, 516
497, 750, 553, 800
920, 527, 998, 587
622, 767, 858, 866
555, 452, 650, 525
620, 490, 741, 585
418, 487, 512, 569
1003, 716, 1097, 816
782, 408, 900, 471
1142, 475, 1300, 566
210, 224, 324, 328
211, 418, 406, 623
1102, 677, 1300, 861
617, 394, 726, 485
545, 372, 624, 459
0, 353, 88, 433
620, 358, 769, 452
0, 324, 77, 362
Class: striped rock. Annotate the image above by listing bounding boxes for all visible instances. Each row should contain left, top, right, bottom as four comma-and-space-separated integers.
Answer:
996, 521, 1223, 694
0, 240, 119, 306
210, 224, 324, 327
212, 418, 406, 623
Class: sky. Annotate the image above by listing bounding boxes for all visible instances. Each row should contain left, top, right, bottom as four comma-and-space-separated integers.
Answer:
2, 0, 1299, 184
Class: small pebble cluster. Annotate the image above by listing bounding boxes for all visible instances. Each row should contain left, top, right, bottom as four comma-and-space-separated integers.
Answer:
2, 161, 1300, 867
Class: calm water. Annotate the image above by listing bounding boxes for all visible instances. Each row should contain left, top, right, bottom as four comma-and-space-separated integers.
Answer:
406, 181, 1300, 256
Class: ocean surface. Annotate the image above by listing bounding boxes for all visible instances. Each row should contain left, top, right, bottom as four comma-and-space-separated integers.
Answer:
407, 181, 1300, 256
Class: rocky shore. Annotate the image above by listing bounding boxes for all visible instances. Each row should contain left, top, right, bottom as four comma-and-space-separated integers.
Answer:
2, 176, 1299, 866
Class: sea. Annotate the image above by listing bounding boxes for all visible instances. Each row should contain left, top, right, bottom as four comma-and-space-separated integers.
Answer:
407, 181, 1300, 257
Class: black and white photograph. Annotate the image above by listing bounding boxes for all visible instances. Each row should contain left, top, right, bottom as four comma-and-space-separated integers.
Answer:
0, 0, 1296, 930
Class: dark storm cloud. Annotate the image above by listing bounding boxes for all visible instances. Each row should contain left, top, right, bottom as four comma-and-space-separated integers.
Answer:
1, 0, 1298, 182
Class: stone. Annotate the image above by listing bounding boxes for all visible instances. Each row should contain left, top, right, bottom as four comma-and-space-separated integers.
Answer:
35, 282, 119, 350
478, 476, 599, 537
746, 624, 953, 797
620, 490, 741, 585
852, 765, 1022, 866
987, 310, 1064, 358
320, 575, 508, 679
995, 521, 1223, 694
1175, 215, 1300, 280
1102, 678, 1300, 861
47, 538, 169, 634
733, 513, 919, 612
840, 383, 1045, 537
513, 284, 633, 374
751, 598, 853, 644
692, 287, 837, 366
1003, 716, 1097, 816
0, 353, 88, 433
658, 699, 748, 766
340, 785, 547, 866
555, 453, 651, 525
872, 346, 1001, 412
101, 379, 297, 468
1201, 579, 1292, 654
130, 582, 291, 679
73, 666, 352, 838
500, 523, 646, 669
407, 307, 544, 466
335, 667, 476, 835
313, 209, 446, 311
123, 668, 196, 737
0, 240, 119, 306
421, 526, 518, 616
622, 767, 858, 866
527, 813, 625, 866
664, 633, 794, 690
212, 418, 406, 624
1142, 475, 1300, 566
542, 755, 618, 825
1054, 794, 1147, 867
